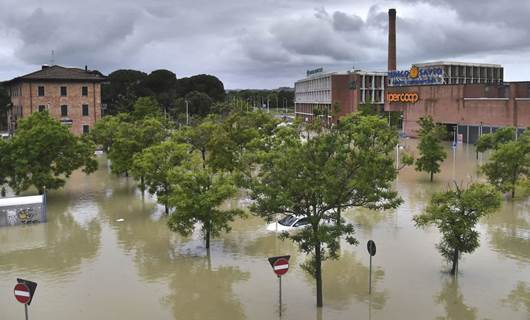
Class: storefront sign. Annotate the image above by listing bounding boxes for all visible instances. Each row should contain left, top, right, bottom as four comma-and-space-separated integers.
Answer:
388, 66, 444, 86
387, 92, 419, 103
306, 68, 323, 76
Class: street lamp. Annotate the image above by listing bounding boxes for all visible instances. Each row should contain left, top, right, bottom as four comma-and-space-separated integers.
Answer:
185, 100, 189, 125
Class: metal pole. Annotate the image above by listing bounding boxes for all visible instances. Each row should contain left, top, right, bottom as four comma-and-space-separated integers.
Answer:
279, 276, 282, 317
369, 255, 372, 294
25, 304, 28, 320
185, 100, 189, 126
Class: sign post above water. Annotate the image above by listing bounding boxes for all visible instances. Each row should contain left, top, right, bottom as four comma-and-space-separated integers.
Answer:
14, 278, 37, 320
268, 255, 290, 316
367, 240, 376, 294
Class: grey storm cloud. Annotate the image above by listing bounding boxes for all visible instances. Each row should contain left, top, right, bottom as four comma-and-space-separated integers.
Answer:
1, 0, 530, 88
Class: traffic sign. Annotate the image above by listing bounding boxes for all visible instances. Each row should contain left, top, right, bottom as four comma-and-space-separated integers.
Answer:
367, 240, 376, 256
268, 255, 290, 277
16, 279, 37, 305
14, 283, 31, 304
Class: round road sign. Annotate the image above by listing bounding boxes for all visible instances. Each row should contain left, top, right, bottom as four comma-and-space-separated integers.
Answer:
14, 283, 31, 304
273, 258, 289, 276
367, 240, 376, 256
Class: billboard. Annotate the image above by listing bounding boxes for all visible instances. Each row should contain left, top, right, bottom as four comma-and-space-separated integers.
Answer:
388, 66, 444, 86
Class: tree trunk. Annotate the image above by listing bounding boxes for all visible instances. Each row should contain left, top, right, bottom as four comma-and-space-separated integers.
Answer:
140, 176, 145, 194
430, 171, 434, 182
511, 170, 517, 199
450, 249, 459, 275
315, 241, 323, 307
165, 204, 169, 215
125, 170, 129, 178
205, 220, 211, 249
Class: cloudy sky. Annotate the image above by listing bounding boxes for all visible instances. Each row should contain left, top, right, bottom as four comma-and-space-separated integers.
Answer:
1, 0, 530, 89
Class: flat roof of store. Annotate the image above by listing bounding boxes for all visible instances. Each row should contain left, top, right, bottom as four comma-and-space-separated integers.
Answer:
414, 61, 502, 68
0, 195, 44, 208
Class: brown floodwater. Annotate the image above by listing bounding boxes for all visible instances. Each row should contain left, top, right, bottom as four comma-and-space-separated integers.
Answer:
1, 141, 529, 320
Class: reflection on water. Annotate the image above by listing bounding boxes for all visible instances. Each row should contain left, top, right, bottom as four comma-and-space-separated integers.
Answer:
502, 282, 530, 315
321, 252, 387, 310
485, 200, 530, 263
0, 190, 101, 279
162, 256, 249, 320
0, 145, 529, 320
435, 279, 477, 320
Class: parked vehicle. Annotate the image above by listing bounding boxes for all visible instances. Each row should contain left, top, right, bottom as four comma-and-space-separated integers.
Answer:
266, 214, 311, 232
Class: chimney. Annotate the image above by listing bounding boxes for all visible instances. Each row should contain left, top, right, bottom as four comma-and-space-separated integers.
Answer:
85, 65, 88, 71
42, 65, 50, 70
388, 8, 397, 71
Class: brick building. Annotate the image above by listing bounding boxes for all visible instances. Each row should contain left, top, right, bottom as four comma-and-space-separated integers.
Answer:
6, 65, 107, 135
294, 69, 386, 123
385, 62, 529, 143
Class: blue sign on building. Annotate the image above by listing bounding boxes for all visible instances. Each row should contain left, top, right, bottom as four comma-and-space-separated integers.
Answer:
389, 66, 444, 86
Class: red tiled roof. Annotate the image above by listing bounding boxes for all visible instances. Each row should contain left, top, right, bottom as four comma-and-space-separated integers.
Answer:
8, 65, 107, 82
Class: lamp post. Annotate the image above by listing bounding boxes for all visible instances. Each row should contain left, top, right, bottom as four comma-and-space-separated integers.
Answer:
185, 100, 189, 126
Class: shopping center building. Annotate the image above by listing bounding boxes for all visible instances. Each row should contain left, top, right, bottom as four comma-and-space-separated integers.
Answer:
384, 62, 529, 143
294, 69, 386, 123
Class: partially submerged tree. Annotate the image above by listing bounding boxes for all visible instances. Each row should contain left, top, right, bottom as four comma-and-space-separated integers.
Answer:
131, 140, 188, 214
167, 153, 244, 251
415, 116, 447, 181
481, 134, 530, 198
413, 183, 501, 275
4, 111, 97, 194
90, 114, 128, 152
476, 127, 517, 153
247, 114, 402, 307
109, 117, 166, 185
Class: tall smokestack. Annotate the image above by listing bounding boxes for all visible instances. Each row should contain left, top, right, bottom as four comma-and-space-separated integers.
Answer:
388, 8, 397, 71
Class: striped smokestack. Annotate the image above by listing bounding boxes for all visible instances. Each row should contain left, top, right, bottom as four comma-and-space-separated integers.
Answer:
388, 8, 397, 71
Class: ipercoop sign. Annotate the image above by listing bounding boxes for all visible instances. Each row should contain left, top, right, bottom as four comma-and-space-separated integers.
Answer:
387, 92, 419, 103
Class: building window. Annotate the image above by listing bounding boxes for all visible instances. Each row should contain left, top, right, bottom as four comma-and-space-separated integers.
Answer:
83, 125, 90, 135
38, 105, 46, 112
61, 105, 68, 117
82, 104, 89, 116
60, 86, 67, 96
38, 86, 45, 96
82, 86, 88, 96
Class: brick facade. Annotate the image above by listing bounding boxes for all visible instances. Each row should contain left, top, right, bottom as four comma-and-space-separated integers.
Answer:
384, 82, 530, 138
6, 66, 106, 136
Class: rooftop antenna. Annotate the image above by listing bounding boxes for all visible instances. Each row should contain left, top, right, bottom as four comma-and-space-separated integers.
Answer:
50, 50, 55, 66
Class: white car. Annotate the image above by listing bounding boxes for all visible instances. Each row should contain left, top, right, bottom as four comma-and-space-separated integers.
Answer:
266, 215, 311, 233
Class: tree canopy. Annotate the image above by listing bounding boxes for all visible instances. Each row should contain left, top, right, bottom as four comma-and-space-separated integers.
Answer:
131, 140, 189, 213
481, 130, 530, 198
476, 127, 517, 153
415, 116, 447, 181
247, 114, 402, 307
414, 183, 501, 275
166, 152, 244, 249
2, 111, 97, 194
0, 84, 12, 131
108, 116, 166, 179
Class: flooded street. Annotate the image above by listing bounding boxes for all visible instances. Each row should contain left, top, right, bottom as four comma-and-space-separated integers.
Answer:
1, 141, 529, 320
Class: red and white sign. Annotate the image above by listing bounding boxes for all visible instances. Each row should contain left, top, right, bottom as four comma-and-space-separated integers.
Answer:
14, 283, 31, 304
272, 258, 289, 276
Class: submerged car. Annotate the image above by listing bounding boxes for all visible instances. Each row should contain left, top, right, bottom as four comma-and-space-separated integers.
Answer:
266, 214, 311, 232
